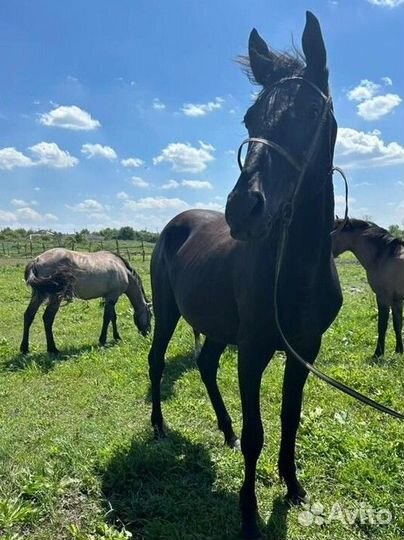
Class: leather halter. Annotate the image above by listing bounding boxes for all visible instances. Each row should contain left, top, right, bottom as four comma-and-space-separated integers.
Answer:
235, 76, 404, 420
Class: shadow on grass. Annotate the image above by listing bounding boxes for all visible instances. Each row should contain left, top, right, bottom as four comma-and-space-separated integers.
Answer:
101, 430, 242, 540
101, 430, 289, 539
145, 351, 196, 403
264, 496, 290, 540
2, 343, 102, 373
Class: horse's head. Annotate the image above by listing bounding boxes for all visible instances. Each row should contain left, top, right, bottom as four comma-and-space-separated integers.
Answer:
134, 301, 152, 336
225, 11, 337, 241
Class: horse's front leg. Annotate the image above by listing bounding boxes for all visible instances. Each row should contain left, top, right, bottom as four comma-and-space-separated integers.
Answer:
238, 342, 272, 540
392, 299, 403, 354
99, 301, 114, 345
278, 342, 319, 503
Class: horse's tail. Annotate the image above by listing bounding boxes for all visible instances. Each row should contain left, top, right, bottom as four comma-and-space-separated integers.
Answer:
24, 261, 75, 300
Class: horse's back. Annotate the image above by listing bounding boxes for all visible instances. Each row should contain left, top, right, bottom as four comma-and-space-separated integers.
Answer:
33, 248, 129, 300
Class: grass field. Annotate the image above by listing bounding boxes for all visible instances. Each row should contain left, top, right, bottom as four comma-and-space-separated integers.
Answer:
0, 254, 403, 540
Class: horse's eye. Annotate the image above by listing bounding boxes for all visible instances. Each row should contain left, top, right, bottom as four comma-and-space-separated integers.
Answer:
308, 105, 320, 120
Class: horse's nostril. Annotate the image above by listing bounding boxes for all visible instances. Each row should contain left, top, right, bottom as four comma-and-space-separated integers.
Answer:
249, 191, 265, 219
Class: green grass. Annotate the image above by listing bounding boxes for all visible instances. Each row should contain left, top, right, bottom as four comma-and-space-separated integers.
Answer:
0, 255, 403, 539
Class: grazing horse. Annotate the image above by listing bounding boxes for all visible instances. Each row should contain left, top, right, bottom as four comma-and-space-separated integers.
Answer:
149, 12, 342, 539
333, 218, 404, 357
20, 248, 151, 354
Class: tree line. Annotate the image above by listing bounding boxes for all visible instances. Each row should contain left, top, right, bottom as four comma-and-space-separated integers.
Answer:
0, 226, 160, 243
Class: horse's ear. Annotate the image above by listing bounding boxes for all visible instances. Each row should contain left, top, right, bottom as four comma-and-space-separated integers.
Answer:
302, 11, 327, 75
248, 28, 274, 86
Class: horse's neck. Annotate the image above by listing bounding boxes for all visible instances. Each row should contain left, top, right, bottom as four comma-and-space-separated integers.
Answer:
126, 272, 147, 311
349, 234, 378, 270
287, 176, 334, 269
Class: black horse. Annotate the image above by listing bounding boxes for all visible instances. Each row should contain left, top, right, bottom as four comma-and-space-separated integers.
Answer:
149, 12, 342, 539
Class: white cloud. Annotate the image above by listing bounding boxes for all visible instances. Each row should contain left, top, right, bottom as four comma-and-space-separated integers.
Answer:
181, 97, 224, 117
123, 196, 189, 211
153, 141, 215, 173
132, 176, 149, 188
152, 98, 166, 110
346, 79, 401, 120
39, 105, 100, 130
0, 206, 59, 224
67, 199, 105, 213
347, 80, 380, 102
367, 0, 404, 6
0, 143, 78, 170
161, 179, 180, 190
11, 199, 38, 207
81, 143, 117, 160
357, 93, 401, 120
182, 180, 213, 190
121, 157, 144, 168
335, 127, 404, 168
194, 201, 224, 211
0, 210, 17, 222
29, 142, 78, 168
15, 207, 44, 222
116, 191, 129, 200
0, 147, 34, 170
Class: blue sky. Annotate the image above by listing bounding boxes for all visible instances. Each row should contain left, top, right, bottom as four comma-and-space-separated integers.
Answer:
0, 0, 403, 232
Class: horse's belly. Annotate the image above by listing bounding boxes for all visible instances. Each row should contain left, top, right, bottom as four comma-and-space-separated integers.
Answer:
73, 275, 118, 300
171, 259, 239, 344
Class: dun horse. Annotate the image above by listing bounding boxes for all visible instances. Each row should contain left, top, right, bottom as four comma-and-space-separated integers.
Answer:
333, 218, 404, 357
20, 248, 151, 354
149, 12, 343, 539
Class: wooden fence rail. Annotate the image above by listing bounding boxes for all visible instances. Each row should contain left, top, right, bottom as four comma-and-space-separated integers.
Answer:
0, 239, 155, 262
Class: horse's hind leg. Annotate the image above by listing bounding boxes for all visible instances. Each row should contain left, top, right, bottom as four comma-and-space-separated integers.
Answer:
20, 292, 44, 354
197, 338, 238, 448
148, 288, 180, 439
111, 302, 121, 341
43, 295, 61, 354
374, 296, 390, 358
392, 299, 403, 354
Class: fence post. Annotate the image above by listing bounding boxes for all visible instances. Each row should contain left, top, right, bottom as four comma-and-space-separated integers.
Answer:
30, 240, 33, 257
141, 239, 145, 262
126, 248, 131, 261
2, 242, 5, 255
115, 239, 120, 254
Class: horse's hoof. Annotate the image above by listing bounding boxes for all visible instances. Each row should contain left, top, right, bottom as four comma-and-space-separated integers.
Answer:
285, 489, 308, 506
47, 348, 59, 355
227, 436, 241, 451
20, 347, 28, 355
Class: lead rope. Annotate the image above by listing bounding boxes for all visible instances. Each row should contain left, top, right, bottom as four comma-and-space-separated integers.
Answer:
273, 168, 404, 420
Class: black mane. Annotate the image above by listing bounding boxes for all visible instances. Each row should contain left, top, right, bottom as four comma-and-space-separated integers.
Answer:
112, 252, 149, 300
345, 218, 404, 258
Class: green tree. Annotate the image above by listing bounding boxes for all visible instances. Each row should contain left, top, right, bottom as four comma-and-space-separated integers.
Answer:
118, 226, 135, 240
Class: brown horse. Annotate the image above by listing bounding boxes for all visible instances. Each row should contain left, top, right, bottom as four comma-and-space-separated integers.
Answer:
148, 12, 342, 539
333, 218, 404, 357
20, 248, 151, 354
